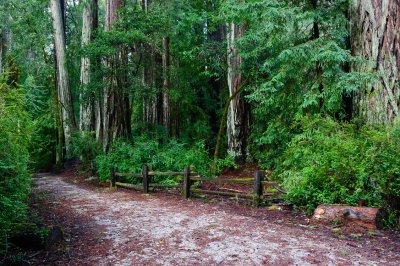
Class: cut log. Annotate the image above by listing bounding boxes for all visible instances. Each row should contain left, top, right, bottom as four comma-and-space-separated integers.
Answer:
311, 204, 385, 230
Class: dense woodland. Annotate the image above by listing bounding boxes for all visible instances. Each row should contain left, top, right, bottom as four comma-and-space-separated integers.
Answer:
1, 0, 400, 254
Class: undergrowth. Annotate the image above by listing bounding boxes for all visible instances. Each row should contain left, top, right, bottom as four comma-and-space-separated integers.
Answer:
278, 115, 400, 227
91, 136, 235, 184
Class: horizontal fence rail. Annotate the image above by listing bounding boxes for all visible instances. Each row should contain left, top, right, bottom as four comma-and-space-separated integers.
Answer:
191, 176, 254, 184
110, 165, 285, 207
190, 189, 254, 199
115, 173, 143, 178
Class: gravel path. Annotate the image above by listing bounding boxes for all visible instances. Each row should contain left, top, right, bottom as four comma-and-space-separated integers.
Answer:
33, 174, 400, 266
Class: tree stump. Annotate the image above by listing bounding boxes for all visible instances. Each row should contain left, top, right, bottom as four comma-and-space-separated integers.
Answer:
311, 204, 385, 230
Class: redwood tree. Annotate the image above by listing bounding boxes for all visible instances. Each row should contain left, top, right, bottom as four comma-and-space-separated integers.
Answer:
79, 0, 98, 132
226, 22, 249, 163
351, 0, 400, 124
50, 0, 76, 156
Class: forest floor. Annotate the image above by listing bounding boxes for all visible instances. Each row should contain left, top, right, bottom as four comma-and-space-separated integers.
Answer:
29, 171, 400, 266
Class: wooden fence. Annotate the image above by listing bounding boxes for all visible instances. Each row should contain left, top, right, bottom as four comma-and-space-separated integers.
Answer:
110, 166, 284, 207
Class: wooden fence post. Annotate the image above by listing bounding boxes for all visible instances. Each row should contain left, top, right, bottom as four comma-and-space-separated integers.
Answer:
143, 165, 149, 193
253, 170, 264, 207
183, 166, 191, 199
110, 168, 116, 189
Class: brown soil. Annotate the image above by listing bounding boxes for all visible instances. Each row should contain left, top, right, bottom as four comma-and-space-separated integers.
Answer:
30, 171, 400, 265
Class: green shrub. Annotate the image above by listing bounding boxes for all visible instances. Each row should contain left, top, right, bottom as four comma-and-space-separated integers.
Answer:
95, 137, 211, 184
0, 81, 32, 251
279, 115, 400, 225
212, 154, 238, 175
73, 131, 102, 170
362, 127, 400, 221
29, 110, 56, 170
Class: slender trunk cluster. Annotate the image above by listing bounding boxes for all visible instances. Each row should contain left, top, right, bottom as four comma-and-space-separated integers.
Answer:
142, 45, 160, 125
141, 0, 160, 126
101, 0, 131, 151
351, 0, 400, 124
140, 0, 172, 136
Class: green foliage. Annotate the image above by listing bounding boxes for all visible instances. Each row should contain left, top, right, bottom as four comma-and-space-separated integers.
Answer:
362, 126, 400, 221
213, 154, 238, 175
95, 137, 211, 184
3, 0, 400, 245
0, 80, 32, 251
221, 0, 370, 167
1, 0, 57, 171
29, 110, 56, 170
280, 116, 400, 224
83, 0, 226, 150
73, 132, 102, 169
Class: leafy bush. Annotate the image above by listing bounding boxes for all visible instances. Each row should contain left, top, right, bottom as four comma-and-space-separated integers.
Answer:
0, 81, 32, 251
29, 110, 56, 170
95, 136, 212, 184
362, 127, 400, 225
212, 154, 238, 175
280, 115, 400, 225
73, 131, 102, 170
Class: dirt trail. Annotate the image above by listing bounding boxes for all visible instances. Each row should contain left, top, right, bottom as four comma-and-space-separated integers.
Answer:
32, 174, 400, 266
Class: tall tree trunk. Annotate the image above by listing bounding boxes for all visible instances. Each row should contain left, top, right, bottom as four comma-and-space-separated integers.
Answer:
79, 0, 98, 132
51, 73, 64, 168
0, 16, 12, 75
0, 28, 5, 75
50, 0, 76, 156
351, 0, 400, 124
226, 23, 249, 163
162, 36, 171, 133
103, 0, 131, 151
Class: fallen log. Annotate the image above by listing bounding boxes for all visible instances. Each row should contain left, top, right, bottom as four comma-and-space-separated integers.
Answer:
311, 204, 385, 230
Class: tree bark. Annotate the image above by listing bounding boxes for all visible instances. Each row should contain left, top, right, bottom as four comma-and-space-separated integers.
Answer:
51, 74, 64, 168
162, 36, 171, 133
50, 0, 76, 156
312, 204, 385, 230
79, 0, 98, 132
213, 84, 245, 172
0, 28, 5, 75
226, 23, 249, 163
0, 16, 12, 75
351, 0, 400, 124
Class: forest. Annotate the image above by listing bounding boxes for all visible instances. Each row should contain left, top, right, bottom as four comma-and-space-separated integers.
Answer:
1, 0, 400, 263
